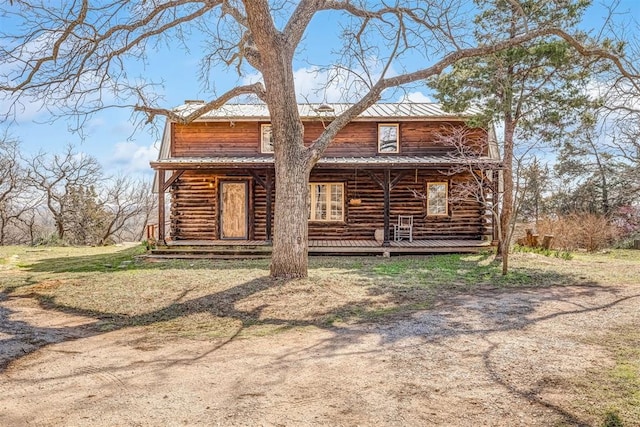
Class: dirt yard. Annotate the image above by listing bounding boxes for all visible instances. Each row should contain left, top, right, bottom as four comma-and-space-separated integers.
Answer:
1, 248, 639, 426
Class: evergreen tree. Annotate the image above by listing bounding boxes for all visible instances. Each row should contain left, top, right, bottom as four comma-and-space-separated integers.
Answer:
518, 157, 550, 223
64, 185, 108, 246
430, 0, 598, 274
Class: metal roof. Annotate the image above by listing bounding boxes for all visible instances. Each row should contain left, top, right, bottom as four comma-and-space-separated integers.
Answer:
172, 102, 482, 121
151, 155, 500, 170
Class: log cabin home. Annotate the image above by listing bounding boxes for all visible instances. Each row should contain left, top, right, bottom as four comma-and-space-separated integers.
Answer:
150, 102, 501, 256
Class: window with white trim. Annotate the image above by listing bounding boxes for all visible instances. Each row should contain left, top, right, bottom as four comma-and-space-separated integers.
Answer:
308, 183, 344, 221
378, 123, 399, 153
427, 182, 448, 216
261, 124, 274, 153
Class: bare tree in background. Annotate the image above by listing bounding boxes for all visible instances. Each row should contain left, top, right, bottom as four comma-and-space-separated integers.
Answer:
133, 178, 157, 242
0, 132, 36, 245
0, 133, 21, 244
1, 1, 637, 277
26, 145, 102, 242
15, 207, 47, 246
590, 5, 640, 205
600, 70, 640, 205
98, 176, 155, 245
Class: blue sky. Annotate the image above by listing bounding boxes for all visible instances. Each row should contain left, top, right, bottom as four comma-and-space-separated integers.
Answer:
1, 1, 638, 178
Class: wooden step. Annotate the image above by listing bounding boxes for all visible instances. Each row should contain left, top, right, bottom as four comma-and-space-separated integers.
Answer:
144, 253, 271, 261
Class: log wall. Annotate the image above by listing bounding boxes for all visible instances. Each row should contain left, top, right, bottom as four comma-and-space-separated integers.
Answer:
173, 122, 261, 157
170, 171, 218, 240
172, 121, 488, 157
305, 169, 489, 240
168, 168, 491, 241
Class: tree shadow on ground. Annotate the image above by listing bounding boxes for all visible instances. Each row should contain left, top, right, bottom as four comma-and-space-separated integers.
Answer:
17, 245, 271, 274
1, 252, 639, 425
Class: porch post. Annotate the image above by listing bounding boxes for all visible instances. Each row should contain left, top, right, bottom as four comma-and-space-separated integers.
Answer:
265, 170, 273, 242
383, 168, 391, 246
158, 170, 166, 243
492, 169, 500, 244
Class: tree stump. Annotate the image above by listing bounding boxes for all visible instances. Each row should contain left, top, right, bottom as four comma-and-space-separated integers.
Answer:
541, 235, 554, 250
374, 229, 385, 246
634, 239, 640, 250
524, 229, 539, 247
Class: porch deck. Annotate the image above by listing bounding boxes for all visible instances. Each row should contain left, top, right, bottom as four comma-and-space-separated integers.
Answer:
150, 238, 493, 258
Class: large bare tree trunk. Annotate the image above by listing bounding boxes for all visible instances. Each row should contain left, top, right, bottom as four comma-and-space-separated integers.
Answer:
267, 96, 311, 278
0, 217, 5, 246
243, 2, 315, 279
270, 150, 310, 278
257, 42, 312, 277
499, 117, 515, 275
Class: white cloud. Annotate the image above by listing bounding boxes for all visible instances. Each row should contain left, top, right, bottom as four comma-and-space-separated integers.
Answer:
110, 141, 159, 174
401, 91, 433, 103
242, 61, 398, 103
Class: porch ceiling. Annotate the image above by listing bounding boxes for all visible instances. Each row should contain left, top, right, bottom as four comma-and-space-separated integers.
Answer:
151, 155, 502, 170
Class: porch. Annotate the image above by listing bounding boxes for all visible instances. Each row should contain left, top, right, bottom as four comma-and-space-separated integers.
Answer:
148, 238, 493, 259
153, 161, 500, 246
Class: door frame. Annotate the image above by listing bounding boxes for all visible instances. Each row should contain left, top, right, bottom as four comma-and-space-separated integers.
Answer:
219, 180, 249, 240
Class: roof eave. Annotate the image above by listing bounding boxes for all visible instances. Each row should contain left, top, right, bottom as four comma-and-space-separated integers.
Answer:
151, 158, 502, 170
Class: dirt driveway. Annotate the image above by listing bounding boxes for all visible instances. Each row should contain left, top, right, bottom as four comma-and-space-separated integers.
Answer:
1, 280, 638, 426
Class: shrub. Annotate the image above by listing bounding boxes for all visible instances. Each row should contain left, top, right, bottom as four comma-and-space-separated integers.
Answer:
612, 206, 640, 248
31, 233, 67, 247
531, 214, 618, 252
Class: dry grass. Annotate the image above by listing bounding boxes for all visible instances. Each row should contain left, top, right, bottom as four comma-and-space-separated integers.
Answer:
0, 246, 571, 331
2, 245, 639, 333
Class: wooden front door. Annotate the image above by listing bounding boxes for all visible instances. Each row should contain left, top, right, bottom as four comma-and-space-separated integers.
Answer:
220, 181, 248, 239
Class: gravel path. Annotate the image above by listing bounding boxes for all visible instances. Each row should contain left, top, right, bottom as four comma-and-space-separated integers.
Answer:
1, 283, 639, 426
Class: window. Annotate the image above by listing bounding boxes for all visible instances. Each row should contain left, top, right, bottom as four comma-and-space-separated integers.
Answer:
378, 123, 399, 153
308, 183, 344, 221
261, 124, 274, 153
427, 182, 448, 216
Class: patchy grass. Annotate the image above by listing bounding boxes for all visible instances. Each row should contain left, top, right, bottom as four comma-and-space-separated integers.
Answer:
568, 325, 640, 426
2, 245, 639, 339
357, 252, 566, 292
4, 245, 638, 335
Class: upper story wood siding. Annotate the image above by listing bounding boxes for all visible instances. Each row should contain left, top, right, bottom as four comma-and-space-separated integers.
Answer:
171, 120, 488, 157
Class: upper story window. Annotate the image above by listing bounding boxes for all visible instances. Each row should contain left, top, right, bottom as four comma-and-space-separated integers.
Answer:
308, 183, 344, 222
378, 123, 399, 153
261, 124, 274, 153
427, 182, 448, 216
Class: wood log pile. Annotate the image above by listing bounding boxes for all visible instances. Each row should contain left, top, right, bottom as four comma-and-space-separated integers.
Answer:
517, 229, 554, 250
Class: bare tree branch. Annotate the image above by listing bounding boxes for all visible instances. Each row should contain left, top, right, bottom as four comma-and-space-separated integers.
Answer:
134, 82, 266, 124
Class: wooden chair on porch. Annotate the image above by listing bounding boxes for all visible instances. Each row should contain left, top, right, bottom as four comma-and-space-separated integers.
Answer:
394, 215, 413, 242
